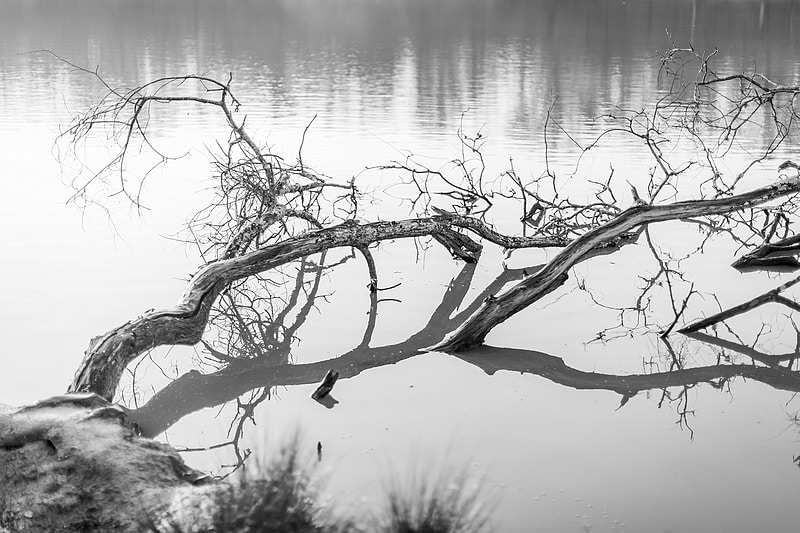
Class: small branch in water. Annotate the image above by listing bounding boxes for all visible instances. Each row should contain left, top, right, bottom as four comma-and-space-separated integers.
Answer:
732, 232, 800, 270
311, 370, 339, 402
680, 274, 800, 333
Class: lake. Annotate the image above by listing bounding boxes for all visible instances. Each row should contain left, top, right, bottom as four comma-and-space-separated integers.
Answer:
2, 1, 800, 531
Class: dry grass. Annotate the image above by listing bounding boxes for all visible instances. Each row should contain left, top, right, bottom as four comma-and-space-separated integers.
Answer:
147, 440, 493, 533
377, 467, 494, 533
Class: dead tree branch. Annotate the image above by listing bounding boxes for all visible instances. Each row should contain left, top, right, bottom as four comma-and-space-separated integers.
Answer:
680, 274, 800, 333
434, 177, 800, 352
68, 216, 564, 399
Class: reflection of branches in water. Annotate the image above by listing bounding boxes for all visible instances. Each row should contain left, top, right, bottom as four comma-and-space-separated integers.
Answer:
577, 226, 698, 342
686, 331, 800, 370
669, 385, 696, 438
127, 261, 524, 438
655, 337, 696, 438
49, 49, 800, 473
203, 254, 334, 367
454, 343, 800, 441
129, 248, 800, 460
126, 274, 800, 437
175, 388, 269, 476
117, 256, 800, 470
190, 252, 357, 463
680, 274, 800, 335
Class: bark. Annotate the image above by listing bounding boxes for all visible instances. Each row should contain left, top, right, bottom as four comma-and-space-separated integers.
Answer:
69, 216, 563, 400
679, 274, 800, 333
732, 233, 800, 269
432, 177, 800, 352
70, 178, 800, 401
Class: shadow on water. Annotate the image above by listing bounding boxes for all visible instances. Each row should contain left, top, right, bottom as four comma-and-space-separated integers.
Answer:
128, 258, 516, 437
127, 249, 800, 474
455, 344, 800, 400
11, 0, 800, 481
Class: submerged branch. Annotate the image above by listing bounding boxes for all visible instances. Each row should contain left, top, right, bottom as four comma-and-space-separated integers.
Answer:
433, 177, 800, 352
732, 232, 800, 270
679, 274, 800, 333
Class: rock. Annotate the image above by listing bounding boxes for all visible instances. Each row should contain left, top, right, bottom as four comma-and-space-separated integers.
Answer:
0, 394, 220, 532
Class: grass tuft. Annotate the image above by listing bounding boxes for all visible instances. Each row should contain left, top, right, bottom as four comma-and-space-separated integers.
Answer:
147, 440, 493, 533
378, 468, 493, 533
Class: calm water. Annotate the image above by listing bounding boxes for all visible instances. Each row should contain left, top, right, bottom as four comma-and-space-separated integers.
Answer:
3, 1, 800, 531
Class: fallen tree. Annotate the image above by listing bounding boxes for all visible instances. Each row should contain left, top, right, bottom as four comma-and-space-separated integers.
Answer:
5, 46, 800, 530
57, 46, 800, 404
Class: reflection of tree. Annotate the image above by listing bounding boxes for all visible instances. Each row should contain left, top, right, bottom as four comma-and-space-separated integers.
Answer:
203, 254, 335, 368
128, 261, 518, 438
127, 262, 800, 451
455, 345, 800, 399
33, 46, 800, 476
676, 277, 800, 448
125, 285, 800, 471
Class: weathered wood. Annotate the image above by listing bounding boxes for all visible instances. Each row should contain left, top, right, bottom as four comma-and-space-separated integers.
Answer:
432, 227, 482, 263
732, 232, 800, 269
311, 369, 339, 401
432, 177, 800, 352
679, 274, 800, 333
68, 216, 565, 400
71, 178, 800, 400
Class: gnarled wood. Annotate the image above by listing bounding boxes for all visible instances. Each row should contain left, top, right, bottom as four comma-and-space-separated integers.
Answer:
73, 179, 800, 400
732, 233, 800, 269
679, 274, 800, 333
68, 216, 565, 400
433, 177, 800, 352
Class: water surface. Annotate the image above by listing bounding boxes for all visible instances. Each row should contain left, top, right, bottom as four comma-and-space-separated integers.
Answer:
2, 1, 800, 531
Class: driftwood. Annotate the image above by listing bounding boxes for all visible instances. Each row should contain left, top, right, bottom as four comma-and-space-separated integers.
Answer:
311, 370, 339, 401
732, 233, 800, 270
433, 177, 800, 352
68, 216, 565, 400
67, 178, 800, 407
311, 370, 339, 409
679, 274, 800, 333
